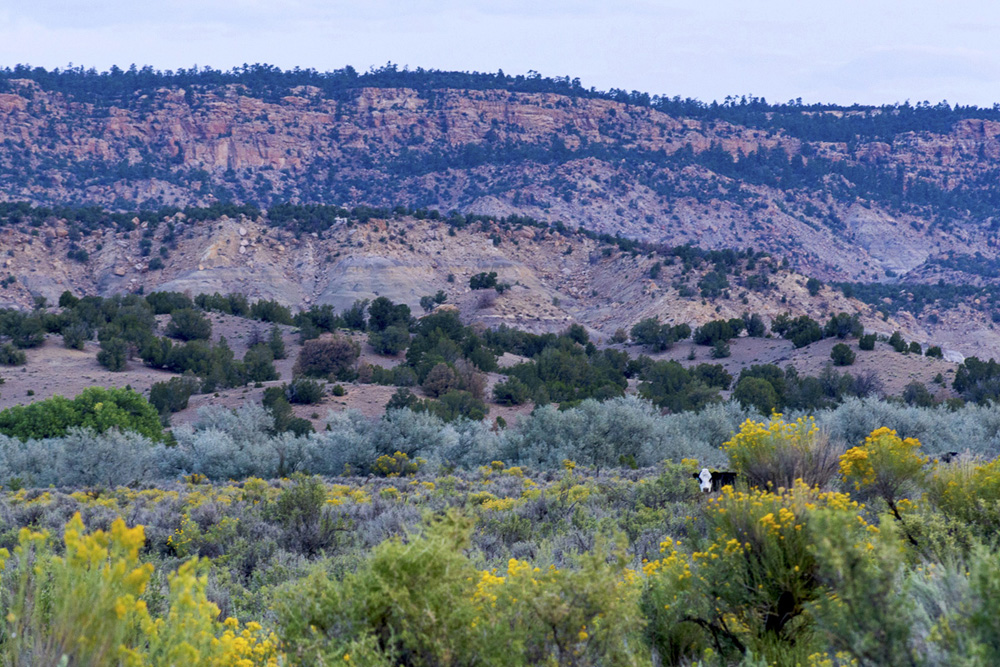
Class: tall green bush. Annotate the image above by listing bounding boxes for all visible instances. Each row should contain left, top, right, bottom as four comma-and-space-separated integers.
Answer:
0, 386, 163, 441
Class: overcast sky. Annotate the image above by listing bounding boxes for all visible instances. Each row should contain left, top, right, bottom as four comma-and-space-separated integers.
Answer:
2, 1, 1000, 106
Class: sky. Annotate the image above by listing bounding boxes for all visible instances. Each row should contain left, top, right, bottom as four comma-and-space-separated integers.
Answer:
2, 1, 1000, 106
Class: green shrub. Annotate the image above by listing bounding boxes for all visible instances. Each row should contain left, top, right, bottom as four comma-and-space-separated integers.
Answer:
710, 339, 731, 358
96, 337, 128, 371
936, 545, 1000, 663
367, 324, 409, 355
0, 513, 279, 666
805, 508, 915, 666
0, 342, 26, 366
469, 271, 498, 290
149, 375, 200, 415
386, 388, 419, 411
366, 297, 411, 332
642, 482, 874, 665
165, 308, 212, 341
888, 331, 907, 353
492, 376, 531, 405
250, 299, 294, 324
839, 427, 928, 520
294, 336, 360, 380
638, 360, 721, 412
274, 512, 488, 666
61, 321, 91, 350
693, 319, 735, 346
772, 313, 823, 348
421, 362, 457, 398
275, 511, 645, 666
58, 290, 79, 309
698, 270, 729, 297
859, 333, 877, 351
824, 312, 862, 339
268, 325, 287, 359
692, 363, 733, 390
243, 344, 279, 382
631, 318, 665, 350
831, 343, 856, 366
744, 312, 767, 337
484, 539, 646, 665
734, 376, 781, 414
373, 450, 424, 477
0, 311, 45, 348
421, 390, 488, 422
924, 458, 1000, 542
145, 291, 194, 314
0, 386, 163, 441
271, 474, 339, 555
262, 387, 315, 438
902, 381, 935, 407
286, 377, 325, 404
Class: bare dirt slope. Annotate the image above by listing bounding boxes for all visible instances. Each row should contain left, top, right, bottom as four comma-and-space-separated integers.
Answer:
0, 214, 989, 358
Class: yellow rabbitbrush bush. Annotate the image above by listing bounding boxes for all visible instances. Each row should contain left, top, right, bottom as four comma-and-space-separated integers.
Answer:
472, 547, 647, 667
0, 514, 151, 667
641, 481, 878, 666
372, 450, 424, 477
0, 513, 279, 667
275, 512, 649, 667
724, 416, 842, 489
915, 457, 1000, 551
928, 457, 1000, 530
839, 427, 928, 518
127, 559, 279, 667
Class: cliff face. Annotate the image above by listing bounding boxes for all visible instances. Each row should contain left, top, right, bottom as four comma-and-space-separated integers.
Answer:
1, 79, 1000, 283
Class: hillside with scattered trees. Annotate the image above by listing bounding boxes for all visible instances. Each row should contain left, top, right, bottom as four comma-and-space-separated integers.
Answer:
3, 65, 1000, 285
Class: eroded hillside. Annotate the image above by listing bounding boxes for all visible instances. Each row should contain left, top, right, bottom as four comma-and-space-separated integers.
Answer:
0, 211, 988, 357
2, 72, 1000, 283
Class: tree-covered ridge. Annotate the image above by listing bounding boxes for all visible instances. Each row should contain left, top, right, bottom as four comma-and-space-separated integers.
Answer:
3, 65, 1000, 282
375, 138, 998, 226
0, 200, 261, 232
839, 280, 1000, 318
0, 199, 758, 261
2, 63, 996, 142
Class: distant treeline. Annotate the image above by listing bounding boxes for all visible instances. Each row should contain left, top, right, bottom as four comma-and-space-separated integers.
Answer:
378, 139, 995, 225
2, 63, 998, 142
0, 199, 762, 262
0, 200, 260, 232
839, 281, 1000, 319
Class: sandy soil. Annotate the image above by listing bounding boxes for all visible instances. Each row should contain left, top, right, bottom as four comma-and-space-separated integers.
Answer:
0, 337, 179, 410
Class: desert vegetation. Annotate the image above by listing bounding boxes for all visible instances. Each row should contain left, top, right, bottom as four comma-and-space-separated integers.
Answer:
4, 62, 1000, 664
0, 395, 1000, 664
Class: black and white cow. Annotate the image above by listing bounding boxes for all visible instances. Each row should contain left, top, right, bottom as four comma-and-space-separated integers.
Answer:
693, 468, 739, 493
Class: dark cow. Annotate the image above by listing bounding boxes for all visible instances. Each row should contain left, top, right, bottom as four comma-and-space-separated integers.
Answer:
938, 451, 960, 463
693, 468, 739, 493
